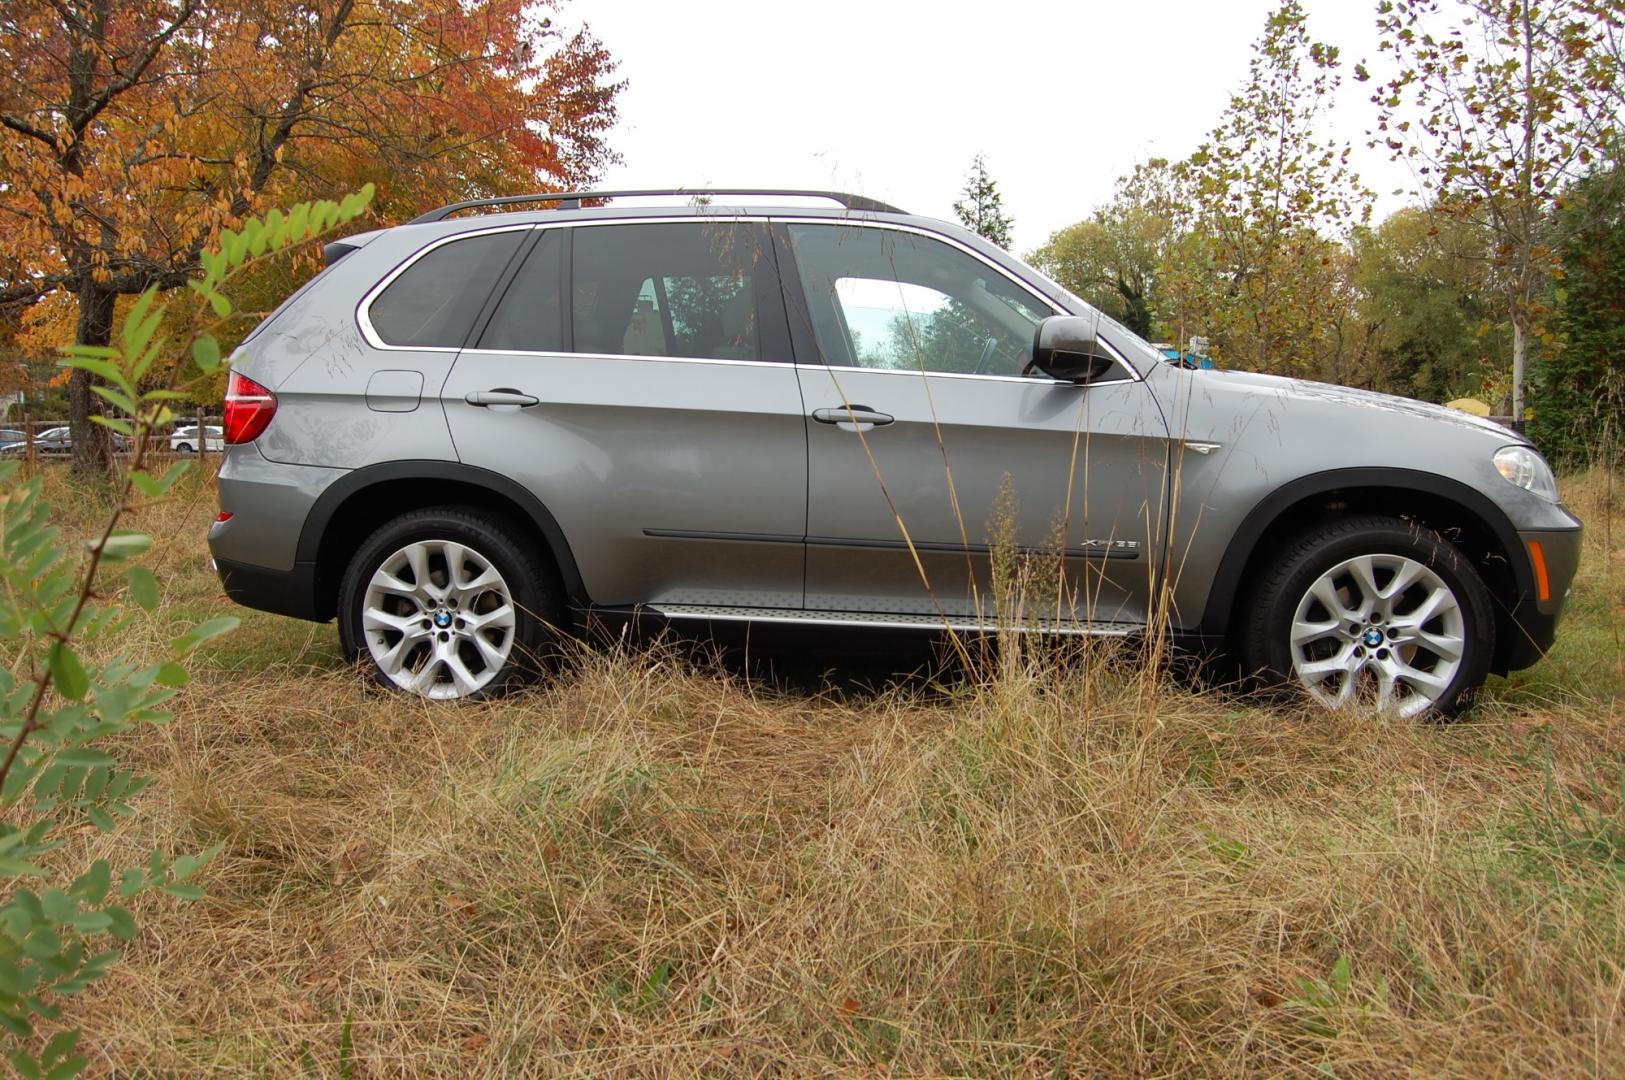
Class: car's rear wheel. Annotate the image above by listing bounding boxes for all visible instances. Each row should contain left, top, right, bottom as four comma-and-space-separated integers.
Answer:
175, 442, 194, 454
338, 507, 563, 699
1241, 516, 1496, 718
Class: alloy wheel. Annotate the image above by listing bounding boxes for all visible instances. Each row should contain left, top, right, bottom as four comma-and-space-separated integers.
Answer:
361, 539, 517, 699
1288, 553, 1466, 718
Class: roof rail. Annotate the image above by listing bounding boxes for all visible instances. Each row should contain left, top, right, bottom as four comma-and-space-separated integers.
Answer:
405, 188, 905, 225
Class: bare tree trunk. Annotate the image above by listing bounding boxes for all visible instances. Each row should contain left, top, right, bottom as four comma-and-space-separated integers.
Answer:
69, 281, 115, 477
1511, 299, 1528, 423
1511, 0, 1534, 426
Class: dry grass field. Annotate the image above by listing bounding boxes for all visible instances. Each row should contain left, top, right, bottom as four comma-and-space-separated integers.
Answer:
17, 463, 1625, 1077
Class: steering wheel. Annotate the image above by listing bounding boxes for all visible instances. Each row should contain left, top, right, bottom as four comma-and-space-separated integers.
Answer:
973, 336, 999, 375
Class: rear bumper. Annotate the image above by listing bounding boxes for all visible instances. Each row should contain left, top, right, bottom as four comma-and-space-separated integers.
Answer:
214, 557, 326, 622
1499, 522, 1583, 672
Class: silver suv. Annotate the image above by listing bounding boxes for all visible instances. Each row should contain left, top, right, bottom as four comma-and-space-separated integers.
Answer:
209, 188, 1582, 716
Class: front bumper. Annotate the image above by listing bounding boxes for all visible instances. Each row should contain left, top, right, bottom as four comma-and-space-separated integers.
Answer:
1500, 522, 1583, 672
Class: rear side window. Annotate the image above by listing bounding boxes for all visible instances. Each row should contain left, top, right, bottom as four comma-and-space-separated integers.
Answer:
571, 222, 769, 361
479, 230, 565, 352
368, 230, 525, 348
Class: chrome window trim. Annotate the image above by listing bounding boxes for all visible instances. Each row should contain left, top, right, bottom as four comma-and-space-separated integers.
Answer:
456, 347, 792, 371
772, 216, 1141, 383
810, 364, 1130, 388
355, 214, 1136, 384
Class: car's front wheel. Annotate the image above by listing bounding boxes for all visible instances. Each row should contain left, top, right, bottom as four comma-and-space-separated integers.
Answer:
174, 442, 194, 454
338, 507, 563, 699
1241, 516, 1496, 718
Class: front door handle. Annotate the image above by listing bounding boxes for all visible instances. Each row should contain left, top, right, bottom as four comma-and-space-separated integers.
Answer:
812, 404, 895, 428
464, 388, 539, 408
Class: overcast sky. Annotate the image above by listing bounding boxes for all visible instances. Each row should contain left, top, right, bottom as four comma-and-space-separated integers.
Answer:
580, 0, 1422, 254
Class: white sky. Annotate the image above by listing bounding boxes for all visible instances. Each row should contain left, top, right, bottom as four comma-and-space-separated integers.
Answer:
579, 0, 1423, 254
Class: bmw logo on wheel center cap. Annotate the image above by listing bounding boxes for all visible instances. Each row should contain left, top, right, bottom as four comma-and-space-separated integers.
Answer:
433, 611, 453, 628
1363, 628, 1384, 647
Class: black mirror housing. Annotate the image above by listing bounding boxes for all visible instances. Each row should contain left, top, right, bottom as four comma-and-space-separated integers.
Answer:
1032, 316, 1114, 383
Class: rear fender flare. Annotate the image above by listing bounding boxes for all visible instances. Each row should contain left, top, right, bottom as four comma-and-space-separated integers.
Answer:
296, 459, 589, 607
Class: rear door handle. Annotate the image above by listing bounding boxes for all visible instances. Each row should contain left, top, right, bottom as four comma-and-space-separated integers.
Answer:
464, 388, 539, 408
812, 405, 895, 428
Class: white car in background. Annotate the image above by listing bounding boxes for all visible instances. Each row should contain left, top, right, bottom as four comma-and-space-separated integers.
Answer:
170, 425, 224, 453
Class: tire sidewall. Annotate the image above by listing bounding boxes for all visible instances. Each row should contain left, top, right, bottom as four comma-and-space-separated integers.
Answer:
338, 510, 559, 699
1249, 520, 1496, 717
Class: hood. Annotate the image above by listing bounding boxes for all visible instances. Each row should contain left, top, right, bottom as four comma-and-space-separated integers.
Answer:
1191, 368, 1523, 444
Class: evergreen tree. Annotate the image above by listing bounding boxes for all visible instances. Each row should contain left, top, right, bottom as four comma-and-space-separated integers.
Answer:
953, 156, 1015, 249
1529, 164, 1625, 465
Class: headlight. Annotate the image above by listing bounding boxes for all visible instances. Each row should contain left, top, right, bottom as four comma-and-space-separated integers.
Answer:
1493, 445, 1559, 502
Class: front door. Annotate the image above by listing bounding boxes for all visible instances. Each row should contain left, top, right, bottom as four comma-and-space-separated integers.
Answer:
780, 222, 1168, 625
441, 219, 808, 610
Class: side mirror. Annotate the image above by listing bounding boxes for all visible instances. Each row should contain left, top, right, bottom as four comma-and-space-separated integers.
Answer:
1031, 316, 1114, 383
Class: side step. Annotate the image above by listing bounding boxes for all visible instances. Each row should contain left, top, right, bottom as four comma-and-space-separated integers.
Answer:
650, 604, 1141, 636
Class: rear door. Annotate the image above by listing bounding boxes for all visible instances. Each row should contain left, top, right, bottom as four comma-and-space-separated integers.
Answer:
778, 221, 1169, 626
439, 218, 808, 610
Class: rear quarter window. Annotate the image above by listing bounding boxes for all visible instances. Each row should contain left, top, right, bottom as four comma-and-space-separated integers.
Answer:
366, 230, 526, 348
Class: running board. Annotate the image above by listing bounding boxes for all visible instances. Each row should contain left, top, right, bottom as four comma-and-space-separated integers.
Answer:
650, 604, 1141, 636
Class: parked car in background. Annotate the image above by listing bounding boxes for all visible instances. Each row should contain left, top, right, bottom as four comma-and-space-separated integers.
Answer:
206, 188, 1581, 716
170, 424, 225, 453
0, 425, 131, 456
0, 429, 26, 450
0, 425, 71, 455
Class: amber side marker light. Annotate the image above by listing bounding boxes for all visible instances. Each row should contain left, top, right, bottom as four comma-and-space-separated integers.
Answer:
1527, 539, 1550, 602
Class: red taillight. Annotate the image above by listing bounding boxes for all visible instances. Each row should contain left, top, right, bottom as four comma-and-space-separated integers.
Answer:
223, 370, 276, 444
216, 511, 234, 523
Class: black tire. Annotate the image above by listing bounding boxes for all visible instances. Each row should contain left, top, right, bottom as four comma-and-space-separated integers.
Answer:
175, 443, 193, 454
1240, 515, 1496, 718
338, 506, 564, 699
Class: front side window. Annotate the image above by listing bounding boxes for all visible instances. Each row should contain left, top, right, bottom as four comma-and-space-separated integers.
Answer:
786, 224, 1053, 376
571, 222, 768, 361
367, 230, 526, 348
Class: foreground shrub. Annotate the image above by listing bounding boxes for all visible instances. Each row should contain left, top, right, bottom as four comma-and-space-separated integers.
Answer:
0, 186, 372, 1075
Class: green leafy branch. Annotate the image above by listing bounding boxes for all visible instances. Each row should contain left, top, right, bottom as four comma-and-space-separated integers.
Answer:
0, 184, 373, 1076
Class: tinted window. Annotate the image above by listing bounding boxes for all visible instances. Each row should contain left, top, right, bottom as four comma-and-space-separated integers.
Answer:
571, 223, 767, 361
369, 230, 525, 348
480, 230, 565, 352
786, 224, 1052, 376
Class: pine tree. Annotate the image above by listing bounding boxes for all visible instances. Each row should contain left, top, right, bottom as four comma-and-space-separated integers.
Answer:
953, 155, 1015, 249
1529, 164, 1625, 465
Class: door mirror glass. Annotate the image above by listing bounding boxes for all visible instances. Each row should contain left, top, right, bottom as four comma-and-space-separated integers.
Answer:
1032, 315, 1114, 383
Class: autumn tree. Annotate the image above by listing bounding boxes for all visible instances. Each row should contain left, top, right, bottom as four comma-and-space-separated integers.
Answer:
1029, 159, 1184, 339
953, 155, 1015, 249
1372, 0, 1622, 421
0, 0, 622, 474
1349, 204, 1506, 399
1173, 0, 1372, 375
